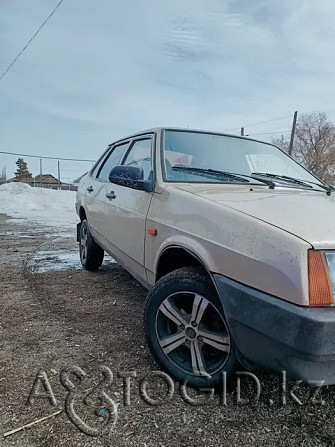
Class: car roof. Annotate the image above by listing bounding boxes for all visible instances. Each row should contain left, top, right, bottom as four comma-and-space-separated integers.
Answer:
109, 127, 274, 147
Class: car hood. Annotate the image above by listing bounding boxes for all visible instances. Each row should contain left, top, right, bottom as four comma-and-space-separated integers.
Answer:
177, 184, 335, 249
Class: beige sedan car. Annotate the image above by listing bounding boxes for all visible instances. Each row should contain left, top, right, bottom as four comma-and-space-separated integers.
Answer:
76, 128, 335, 388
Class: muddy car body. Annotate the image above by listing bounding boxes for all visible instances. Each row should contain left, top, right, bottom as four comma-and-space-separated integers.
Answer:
76, 128, 335, 387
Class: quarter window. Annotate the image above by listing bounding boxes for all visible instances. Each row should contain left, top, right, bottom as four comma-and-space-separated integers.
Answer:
91, 148, 109, 177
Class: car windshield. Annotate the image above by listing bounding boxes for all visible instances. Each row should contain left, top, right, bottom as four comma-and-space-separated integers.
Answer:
163, 130, 322, 186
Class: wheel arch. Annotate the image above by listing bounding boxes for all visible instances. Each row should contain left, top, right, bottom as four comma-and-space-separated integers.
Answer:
78, 206, 87, 222
155, 245, 219, 292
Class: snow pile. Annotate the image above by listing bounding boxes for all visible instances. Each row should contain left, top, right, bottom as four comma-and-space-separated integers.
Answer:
0, 182, 77, 229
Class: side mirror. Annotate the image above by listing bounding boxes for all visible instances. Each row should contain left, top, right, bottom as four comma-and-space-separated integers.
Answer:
109, 166, 154, 192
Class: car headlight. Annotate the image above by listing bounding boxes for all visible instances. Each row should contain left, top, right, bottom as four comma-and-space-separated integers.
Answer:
308, 250, 334, 306
324, 252, 335, 299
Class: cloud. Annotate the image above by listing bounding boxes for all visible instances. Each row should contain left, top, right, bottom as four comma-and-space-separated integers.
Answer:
1, 0, 335, 179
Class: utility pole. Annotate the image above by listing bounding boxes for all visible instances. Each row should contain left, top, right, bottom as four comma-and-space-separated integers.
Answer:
289, 111, 298, 156
241, 127, 245, 136
39, 159, 42, 187
57, 161, 61, 189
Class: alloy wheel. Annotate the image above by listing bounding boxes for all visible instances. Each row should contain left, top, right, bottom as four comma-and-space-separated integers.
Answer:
155, 292, 230, 377
80, 224, 88, 263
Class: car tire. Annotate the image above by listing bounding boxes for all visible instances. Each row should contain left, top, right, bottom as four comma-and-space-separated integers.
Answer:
79, 219, 104, 271
145, 267, 239, 389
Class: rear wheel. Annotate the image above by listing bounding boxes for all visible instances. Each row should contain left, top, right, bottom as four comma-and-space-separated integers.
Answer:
145, 267, 239, 389
79, 219, 104, 271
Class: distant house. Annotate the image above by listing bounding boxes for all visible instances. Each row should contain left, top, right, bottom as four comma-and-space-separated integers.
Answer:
30, 174, 77, 191
4, 174, 77, 190
33, 174, 59, 186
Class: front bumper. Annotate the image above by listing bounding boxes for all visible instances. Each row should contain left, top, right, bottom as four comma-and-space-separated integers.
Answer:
213, 274, 335, 385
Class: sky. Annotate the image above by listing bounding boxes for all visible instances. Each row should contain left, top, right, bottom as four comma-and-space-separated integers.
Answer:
1, 0, 335, 181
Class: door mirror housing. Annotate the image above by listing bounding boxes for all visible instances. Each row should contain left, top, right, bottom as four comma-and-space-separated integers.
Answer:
109, 166, 154, 192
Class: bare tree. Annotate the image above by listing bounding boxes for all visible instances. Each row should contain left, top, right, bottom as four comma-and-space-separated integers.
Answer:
272, 113, 335, 184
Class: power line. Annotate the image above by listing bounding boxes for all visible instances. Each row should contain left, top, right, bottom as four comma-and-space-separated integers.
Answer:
224, 114, 292, 132
0, 0, 65, 81
247, 130, 291, 136
0, 150, 95, 162
225, 108, 335, 134
310, 108, 335, 114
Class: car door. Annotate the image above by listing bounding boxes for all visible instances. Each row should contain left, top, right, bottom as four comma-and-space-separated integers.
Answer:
101, 135, 155, 286
84, 141, 130, 243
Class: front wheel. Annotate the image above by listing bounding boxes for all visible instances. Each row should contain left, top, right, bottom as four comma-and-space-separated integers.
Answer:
144, 267, 239, 389
79, 219, 104, 271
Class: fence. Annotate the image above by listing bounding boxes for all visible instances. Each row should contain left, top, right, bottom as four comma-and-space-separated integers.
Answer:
0, 151, 96, 191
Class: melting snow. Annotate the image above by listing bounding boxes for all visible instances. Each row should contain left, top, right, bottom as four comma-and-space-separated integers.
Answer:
1, 183, 117, 272
30, 250, 116, 273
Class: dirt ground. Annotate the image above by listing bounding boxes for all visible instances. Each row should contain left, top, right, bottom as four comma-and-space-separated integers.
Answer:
1, 214, 335, 446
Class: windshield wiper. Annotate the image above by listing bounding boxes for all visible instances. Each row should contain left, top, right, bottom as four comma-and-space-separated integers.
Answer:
251, 172, 331, 195
171, 166, 275, 188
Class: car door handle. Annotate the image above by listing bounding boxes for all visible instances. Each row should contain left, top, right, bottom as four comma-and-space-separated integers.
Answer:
106, 191, 116, 200
87, 186, 94, 192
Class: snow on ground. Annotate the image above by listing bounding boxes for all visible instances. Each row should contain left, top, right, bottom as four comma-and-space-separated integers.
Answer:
0, 183, 118, 272
0, 182, 77, 229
